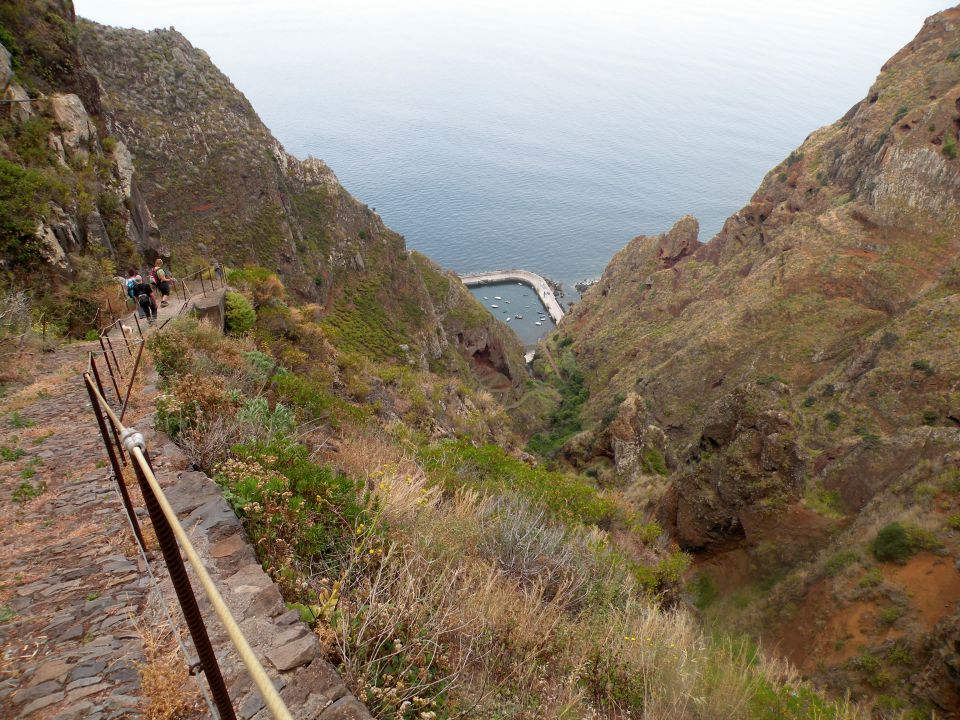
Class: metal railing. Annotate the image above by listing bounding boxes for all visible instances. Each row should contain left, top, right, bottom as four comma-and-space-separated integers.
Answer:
83, 269, 292, 720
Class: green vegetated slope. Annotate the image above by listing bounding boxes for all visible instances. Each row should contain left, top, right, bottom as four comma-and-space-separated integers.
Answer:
549, 7, 960, 715
147, 268, 865, 719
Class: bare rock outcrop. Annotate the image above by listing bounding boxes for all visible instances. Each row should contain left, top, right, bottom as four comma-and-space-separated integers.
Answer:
658, 383, 805, 550
656, 215, 698, 268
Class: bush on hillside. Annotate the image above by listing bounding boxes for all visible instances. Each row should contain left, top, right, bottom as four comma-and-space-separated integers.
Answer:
871, 522, 941, 563
224, 291, 255, 335
872, 523, 912, 562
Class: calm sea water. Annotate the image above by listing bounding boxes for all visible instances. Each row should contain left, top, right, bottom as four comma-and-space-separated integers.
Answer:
467, 282, 557, 346
80, 0, 947, 292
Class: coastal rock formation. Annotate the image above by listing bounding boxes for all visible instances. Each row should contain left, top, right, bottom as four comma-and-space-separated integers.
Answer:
655, 215, 698, 268
559, 6, 960, 710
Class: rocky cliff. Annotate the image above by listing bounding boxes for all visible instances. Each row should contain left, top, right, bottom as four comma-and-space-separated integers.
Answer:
0, 1, 523, 383
556, 7, 960, 712
75, 19, 525, 383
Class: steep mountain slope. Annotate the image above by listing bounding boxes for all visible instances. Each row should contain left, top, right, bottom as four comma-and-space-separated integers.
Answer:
75, 19, 525, 383
0, 0, 523, 384
553, 7, 960, 713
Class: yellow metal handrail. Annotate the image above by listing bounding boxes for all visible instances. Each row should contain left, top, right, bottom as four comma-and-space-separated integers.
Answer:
85, 369, 293, 720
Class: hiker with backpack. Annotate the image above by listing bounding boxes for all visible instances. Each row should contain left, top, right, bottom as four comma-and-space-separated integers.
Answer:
133, 275, 158, 323
150, 258, 175, 307
125, 269, 138, 303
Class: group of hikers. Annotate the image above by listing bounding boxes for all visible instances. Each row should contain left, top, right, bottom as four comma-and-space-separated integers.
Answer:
124, 258, 175, 324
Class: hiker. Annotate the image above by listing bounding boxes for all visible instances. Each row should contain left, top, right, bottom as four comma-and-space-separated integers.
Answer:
150, 258, 175, 307
125, 269, 138, 302
133, 275, 158, 323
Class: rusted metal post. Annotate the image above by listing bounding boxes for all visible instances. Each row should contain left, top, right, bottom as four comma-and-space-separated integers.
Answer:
118, 318, 134, 358
199, 272, 207, 297
84, 373, 145, 550
119, 341, 144, 422
98, 337, 122, 402
133, 312, 143, 339
90, 355, 127, 466
104, 335, 123, 380
130, 448, 237, 720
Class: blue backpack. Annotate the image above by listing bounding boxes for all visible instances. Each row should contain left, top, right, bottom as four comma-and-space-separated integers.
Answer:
126, 278, 137, 299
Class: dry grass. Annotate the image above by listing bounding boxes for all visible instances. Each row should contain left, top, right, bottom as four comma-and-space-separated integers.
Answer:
135, 618, 204, 720
317, 460, 874, 719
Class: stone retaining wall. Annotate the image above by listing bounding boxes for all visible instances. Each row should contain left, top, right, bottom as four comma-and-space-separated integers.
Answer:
145, 423, 372, 720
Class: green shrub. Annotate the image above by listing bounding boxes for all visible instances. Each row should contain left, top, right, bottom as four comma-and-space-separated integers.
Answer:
8, 411, 33, 428
877, 605, 904, 626
824, 410, 841, 429
892, 106, 908, 124
872, 523, 911, 562
0, 158, 51, 268
237, 397, 295, 438
911, 358, 935, 375
922, 410, 938, 426
12, 479, 45, 503
226, 265, 276, 288
0, 445, 25, 461
944, 133, 958, 160
527, 359, 588, 459
690, 573, 718, 610
274, 372, 368, 426
421, 439, 615, 527
148, 329, 193, 380
242, 350, 282, 383
824, 550, 858, 577
640, 448, 668, 476
947, 514, 960, 531
224, 291, 256, 335
871, 522, 940, 563
1, 116, 55, 165
218, 437, 370, 587
858, 567, 883, 588
0, 25, 21, 68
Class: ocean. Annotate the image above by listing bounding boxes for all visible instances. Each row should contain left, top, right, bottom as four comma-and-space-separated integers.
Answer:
80, 0, 948, 293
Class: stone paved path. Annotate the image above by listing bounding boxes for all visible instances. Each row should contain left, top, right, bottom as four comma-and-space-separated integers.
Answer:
0, 284, 372, 720
0, 288, 197, 719
0, 347, 154, 719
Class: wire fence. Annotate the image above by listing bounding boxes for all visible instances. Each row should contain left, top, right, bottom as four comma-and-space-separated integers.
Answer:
82, 267, 292, 720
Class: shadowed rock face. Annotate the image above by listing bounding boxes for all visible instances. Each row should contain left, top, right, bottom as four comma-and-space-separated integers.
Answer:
657, 383, 805, 551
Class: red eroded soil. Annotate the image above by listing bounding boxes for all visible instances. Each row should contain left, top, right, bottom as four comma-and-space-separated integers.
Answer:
773, 551, 960, 674
884, 551, 960, 631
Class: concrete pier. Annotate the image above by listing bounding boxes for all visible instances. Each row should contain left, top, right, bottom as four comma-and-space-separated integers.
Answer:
459, 270, 565, 324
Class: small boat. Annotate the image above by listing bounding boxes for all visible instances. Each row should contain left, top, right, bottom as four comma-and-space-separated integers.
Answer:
491, 304, 499, 308
535, 321, 543, 326
515, 314, 523, 319
483, 296, 488, 300
505, 300, 511, 304
505, 317, 511, 322
494, 296, 502, 300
